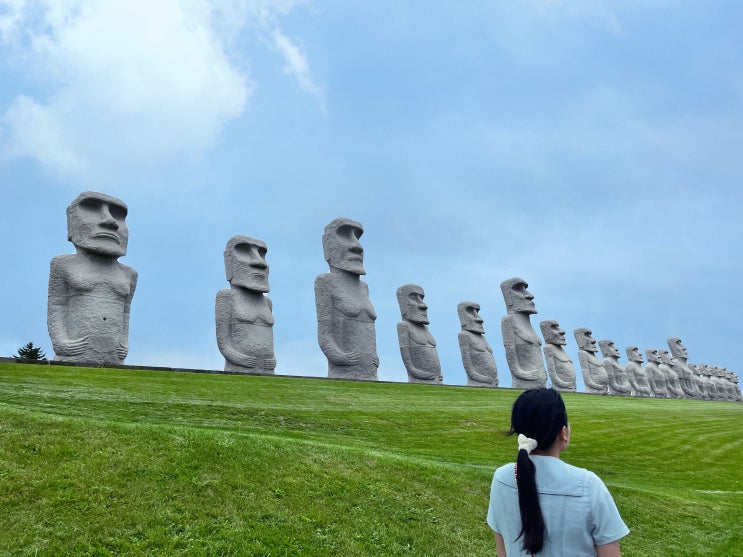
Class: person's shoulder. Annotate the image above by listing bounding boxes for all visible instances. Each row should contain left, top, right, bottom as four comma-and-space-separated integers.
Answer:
493, 462, 516, 486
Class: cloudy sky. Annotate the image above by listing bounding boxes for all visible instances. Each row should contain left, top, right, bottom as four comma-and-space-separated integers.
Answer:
1, 1, 741, 389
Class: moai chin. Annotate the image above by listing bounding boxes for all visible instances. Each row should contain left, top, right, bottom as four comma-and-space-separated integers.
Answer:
457, 302, 498, 387
659, 350, 683, 398
47, 191, 138, 365
539, 320, 576, 392
314, 218, 379, 381
397, 284, 443, 384
574, 328, 608, 395
644, 349, 669, 398
499, 277, 547, 389
625, 346, 652, 397
598, 339, 632, 396
667, 337, 700, 399
216, 235, 276, 375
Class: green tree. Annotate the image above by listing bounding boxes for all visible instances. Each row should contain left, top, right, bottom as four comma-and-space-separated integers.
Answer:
13, 342, 47, 361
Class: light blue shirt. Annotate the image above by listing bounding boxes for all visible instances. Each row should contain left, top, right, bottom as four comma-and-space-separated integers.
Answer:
487, 455, 629, 556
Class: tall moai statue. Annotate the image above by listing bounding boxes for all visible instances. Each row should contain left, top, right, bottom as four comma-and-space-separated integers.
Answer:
397, 284, 443, 384
540, 320, 576, 392
598, 339, 632, 396
644, 349, 669, 398
500, 277, 547, 389
315, 218, 379, 381
216, 235, 275, 375
48, 191, 138, 364
667, 337, 699, 399
688, 364, 709, 400
625, 346, 652, 397
659, 349, 683, 399
574, 328, 608, 395
457, 302, 498, 387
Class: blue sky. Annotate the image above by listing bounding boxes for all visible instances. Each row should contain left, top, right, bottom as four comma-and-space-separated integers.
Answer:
1, 1, 741, 389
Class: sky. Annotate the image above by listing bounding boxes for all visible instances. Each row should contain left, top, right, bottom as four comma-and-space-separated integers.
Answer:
1, 0, 742, 389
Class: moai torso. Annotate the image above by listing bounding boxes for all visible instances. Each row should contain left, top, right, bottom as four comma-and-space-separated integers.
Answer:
645, 349, 668, 398
457, 302, 498, 387
540, 320, 576, 392
668, 337, 699, 399
575, 328, 607, 395
599, 340, 631, 396
397, 284, 442, 384
625, 346, 652, 397
659, 351, 682, 398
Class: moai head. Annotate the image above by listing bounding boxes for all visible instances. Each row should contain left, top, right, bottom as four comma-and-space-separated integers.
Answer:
397, 284, 429, 324
626, 346, 643, 363
667, 337, 688, 360
322, 217, 365, 275
67, 191, 129, 258
659, 349, 672, 365
500, 277, 537, 315
645, 348, 661, 364
574, 328, 597, 353
224, 235, 269, 292
599, 339, 621, 359
457, 301, 484, 334
540, 320, 566, 346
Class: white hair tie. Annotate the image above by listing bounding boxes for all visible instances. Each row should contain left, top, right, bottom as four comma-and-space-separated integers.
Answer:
518, 434, 538, 454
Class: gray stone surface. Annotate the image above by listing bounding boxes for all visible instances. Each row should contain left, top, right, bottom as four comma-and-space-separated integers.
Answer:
457, 302, 498, 387
216, 235, 276, 375
397, 284, 442, 384
500, 278, 547, 389
540, 320, 576, 392
598, 339, 632, 396
315, 218, 379, 381
659, 349, 683, 398
667, 337, 699, 399
48, 191, 138, 365
574, 328, 608, 395
644, 349, 669, 398
625, 346, 652, 397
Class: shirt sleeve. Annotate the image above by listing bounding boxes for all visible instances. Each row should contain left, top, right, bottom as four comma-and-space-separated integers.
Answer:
486, 472, 502, 533
588, 472, 630, 546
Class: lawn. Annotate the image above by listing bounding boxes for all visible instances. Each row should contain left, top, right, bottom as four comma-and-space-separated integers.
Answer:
0, 362, 741, 556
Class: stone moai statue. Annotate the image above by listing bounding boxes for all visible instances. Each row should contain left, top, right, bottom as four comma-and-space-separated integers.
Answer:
397, 284, 443, 384
688, 364, 708, 400
315, 218, 379, 381
625, 346, 652, 397
659, 349, 683, 399
667, 337, 699, 399
645, 349, 669, 398
215, 235, 275, 375
500, 277, 547, 389
574, 328, 608, 395
713, 366, 734, 401
457, 302, 498, 387
48, 191, 138, 364
540, 320, 576, 392
598, 339, 632, 396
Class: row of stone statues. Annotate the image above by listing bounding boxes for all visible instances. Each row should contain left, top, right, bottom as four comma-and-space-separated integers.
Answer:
46, 192, 741, 401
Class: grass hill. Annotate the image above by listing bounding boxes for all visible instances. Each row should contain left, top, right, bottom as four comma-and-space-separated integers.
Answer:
0, 362, 741, 556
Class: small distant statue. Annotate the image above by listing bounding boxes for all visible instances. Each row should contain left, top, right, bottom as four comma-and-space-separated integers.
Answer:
625, 346, 652, 397
598, 339, 632, 396
667, 337, 699, 399
540, 320, 576, 392
644, 349, 668, 398
48, 191, 138, 364
216, 235, 276, 374
457, 302, 498, 387
500, 277, 547, 389
397, 284, 442, 384
574, 328, 608, 395
659, 349, 683, 398
315, 218, 379, 380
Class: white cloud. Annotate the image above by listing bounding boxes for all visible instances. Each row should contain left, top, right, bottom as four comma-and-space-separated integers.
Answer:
271, 27, 323, 100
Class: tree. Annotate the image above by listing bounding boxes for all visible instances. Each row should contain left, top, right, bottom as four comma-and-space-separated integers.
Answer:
13, 342, 47, 361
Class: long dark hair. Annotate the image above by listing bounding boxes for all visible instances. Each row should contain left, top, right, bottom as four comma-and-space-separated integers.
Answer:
510, 388, 568, 554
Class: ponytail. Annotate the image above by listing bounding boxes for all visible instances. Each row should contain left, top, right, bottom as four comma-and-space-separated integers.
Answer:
515, 448, 545, 554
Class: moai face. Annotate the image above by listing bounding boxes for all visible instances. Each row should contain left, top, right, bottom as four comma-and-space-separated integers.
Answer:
67, 191, 129, 257
659, 350, 672, 365
457, 302, 484, 334
224, 235, 269, 292
540, 320, 566, 345
322, 217, 365, 275
668, 337, 688, 359
397, 284, 429, 325
574, 328, 597, 353
599, 339, 620, 359
645, 349, 661, 364
626, 346, 643, 363
500, 277, 537, 315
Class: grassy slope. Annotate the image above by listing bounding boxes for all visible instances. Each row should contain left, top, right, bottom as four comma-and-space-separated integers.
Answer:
0, 363, 741, 556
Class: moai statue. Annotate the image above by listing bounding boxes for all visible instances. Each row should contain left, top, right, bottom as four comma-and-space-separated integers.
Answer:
711, 366, 729, 401
397, 284, 442, 384
625, 346, 652, 397
540, 320, 576, 392
48, 191, 138, 365
645, 349, 669, 398
598, 339, 632, 396
500, 277, 547, 389
216, 235, 275, 375
659, 350, 683, 399
722, 369, 738, 402
574, 328, 608, 395
667, 337, 699, 399
714, 366, 735, 401
315, 218, 379, 381
457, 302, 498, 387
698, 364, 716, 400
688, 364, 708, 400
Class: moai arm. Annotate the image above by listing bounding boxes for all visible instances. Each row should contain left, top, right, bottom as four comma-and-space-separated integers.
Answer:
47, 257, 90, 357
578, 352, 605, 392
398, 322, 431, 380
502, 316, 535, 382
116, 267, 137, 360
314, 275, 361, 365
264, 296, 276, 371
459, 331, 495, 384
544, 346, 573, 390
215, 290, 258, 368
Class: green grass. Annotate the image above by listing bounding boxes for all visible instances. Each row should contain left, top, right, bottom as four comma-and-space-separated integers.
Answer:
0, 363, 741, 556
